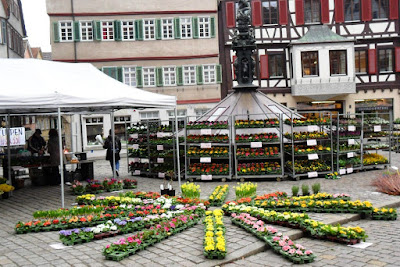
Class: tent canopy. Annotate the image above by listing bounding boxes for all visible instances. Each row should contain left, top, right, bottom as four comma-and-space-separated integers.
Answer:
0, 59, 176, 113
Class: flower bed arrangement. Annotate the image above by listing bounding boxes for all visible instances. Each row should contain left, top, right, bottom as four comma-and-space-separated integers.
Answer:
188, 163, 229, 175
363, 153, 388, 166
103, 178, 124, 192
371, 208, 397, 220
102, 214, 200, 261
334, 130, 361, 139
289, 145, 331, 154
284, 131, 328, 141
208, 185, 229, 206
33, 206, 104, 219
71, 180, 86, 195
290, 192, 351, 201
123, 179, 137, 189
76, 194, 143, 206
186, 134, 229, 143
187, 121, 228, 129
203, 209, 226, 259
187, 147, 228, 157
286, 160, 331, 174
235, 119, 279, 128
230, 212, 315, 264
85, 180, 105, 194
235, 182, 257, 199
254, 191, 287, 201
235, 133, 279, 143
237, 162, 281, 175
236, 147, 279, 158
181, 182, 201, 199
285, 118, 330, 126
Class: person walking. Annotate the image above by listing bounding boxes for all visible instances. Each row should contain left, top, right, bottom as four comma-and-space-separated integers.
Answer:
103, 130, 121, 176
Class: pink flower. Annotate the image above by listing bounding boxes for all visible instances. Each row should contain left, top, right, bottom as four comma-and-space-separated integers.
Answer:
288, 249, 296, 254
305, 250, 313, 255
156, 224, 162, 229
106, 244, 110, 248
288, 240, 294, 246
296, 250, 303, 255
272, 236, 280, 242
295, 244, 304, 250
279, 240, 286, 247
283, 245, 290, 251
258, 227, 265, 232
127, 237, 134, 243
164, 227, 170, 231
137, 240, 142, 245
231, 213, 237, 217
283, 236, 289, 241
169, 222, 176, 228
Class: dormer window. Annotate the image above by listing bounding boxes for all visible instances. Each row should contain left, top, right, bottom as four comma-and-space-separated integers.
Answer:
330, 50, 347, 75
301, 51, 319, 76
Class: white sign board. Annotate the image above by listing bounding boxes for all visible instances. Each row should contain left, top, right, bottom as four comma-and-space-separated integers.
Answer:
346, 167, 353, 174
307, 139, 317, 146
347, 152, 354, 158
157, 158, 164, 163
339, 169, 346, 175
374, 125, 381, 132
348, 125, 356, 132
307, 125, 319, 132
157, 132, 164, 138
348, 139, 355, 145
201, 175, 212, 180
130, 133, 138, 139
134, 170, 141, 175
307, 172, 318, 178
200, 143, 212, 149
157, 145, 164, 151
308, 153, 319, 160
131, 144, 139, 150
141, 158, 149, 163
0, 127, 25, 147
158, 172, 165, 178
132, 158, 140, 163
250, 142, 263, 148
200, 129, 212, 135
200, 157, 211, 163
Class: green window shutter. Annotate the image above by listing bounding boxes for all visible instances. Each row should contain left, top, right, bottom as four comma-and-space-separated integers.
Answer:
117, 67, 123, 82
135, 20, 143, 41
136, 67, 143, 87
210, 17, 216, 38
74, 21, 80, 42
216, 65, 222, 83
155, 19, 162, 40
114, 20, 122, 41
174, 18, 181, 39
176, 66, 183, 86
156, 67, 163, 87
196, 65, 203, 85
192, 17, 199, 39
53, 22, 60, 43
94, 21, 101, 41
103, 67, 118, 80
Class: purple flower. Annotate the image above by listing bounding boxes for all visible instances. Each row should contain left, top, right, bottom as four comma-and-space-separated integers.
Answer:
59, 230, 72, 236
82, 228, 92, 232
117, 221, 127, 226
72, 229, 80, 234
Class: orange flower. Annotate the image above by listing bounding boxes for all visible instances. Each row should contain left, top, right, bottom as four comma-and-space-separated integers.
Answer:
80, 217, 87, 222
43, 221, 51, 226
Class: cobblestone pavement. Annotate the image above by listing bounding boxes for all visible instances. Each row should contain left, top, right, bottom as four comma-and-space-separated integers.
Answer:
0, 152, 399, 266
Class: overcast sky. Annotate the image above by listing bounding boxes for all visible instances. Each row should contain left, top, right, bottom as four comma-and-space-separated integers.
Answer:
21, 0, 51, 52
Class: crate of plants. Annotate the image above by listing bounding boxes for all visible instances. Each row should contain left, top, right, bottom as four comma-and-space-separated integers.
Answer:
71, 180, 86, 195
237, 162, 281, 175
363, 153, 388, 166
365, 117, 389, 125
187, 147, 228, 158
128, 123, 148, 134
236, 147, 279, 158
123, 179, 137, 189
235, 133, 279, 143
335, 118, 362, 126
102, 178, 124, 192
186, 121, 228, 129
335, 144, 361, 152
371, 208, 397, 220
203, 209, 226, 259
235, 118, 279, 128
284, 131, 328, 141
85, 180, 105, 194
338, 157, 361, 168
334, 130, 361, 139
188, 163, 229, 176
363, 144, 390, 150
364, 131, 388, 138
186, 134, 229, 143
285, 117, 330, 126
286, 160, 331, 174
235, 182, 257, 200
290, 145, 331, 155
208, 185, 229, 206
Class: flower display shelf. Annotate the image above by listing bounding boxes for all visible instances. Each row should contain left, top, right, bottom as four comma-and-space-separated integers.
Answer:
285, 112, 333, 181
233, 113, 284, 181
184, 115, 232, 182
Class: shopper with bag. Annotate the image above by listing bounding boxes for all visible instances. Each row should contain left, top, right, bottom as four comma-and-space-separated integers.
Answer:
103, 130, 121, 176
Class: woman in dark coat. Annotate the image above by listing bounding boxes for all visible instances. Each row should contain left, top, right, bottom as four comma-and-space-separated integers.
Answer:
103, 130, 122, 176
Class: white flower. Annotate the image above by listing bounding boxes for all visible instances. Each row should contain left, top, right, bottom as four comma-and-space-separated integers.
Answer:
110, 225, 117, 231
92, 228, 100, 234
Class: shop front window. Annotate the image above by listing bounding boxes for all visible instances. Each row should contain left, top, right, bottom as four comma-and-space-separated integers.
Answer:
355, 99, 393, 120
86, 117, 103, 146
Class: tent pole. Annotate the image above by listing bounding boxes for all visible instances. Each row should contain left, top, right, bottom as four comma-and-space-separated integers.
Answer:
174, 108, 181, 193
111, 110, 116, 179
58, 108, 65, 208
6, 113, 11, 184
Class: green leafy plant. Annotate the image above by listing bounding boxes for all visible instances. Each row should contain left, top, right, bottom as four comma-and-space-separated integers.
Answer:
291, 185, 299, 197
301, 184, 310, 196
312, 183, 321, 194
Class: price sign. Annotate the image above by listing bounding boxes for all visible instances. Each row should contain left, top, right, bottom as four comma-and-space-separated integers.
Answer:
347, 152, 354, 158
158, 172, 165, 178
348, 139, 355, 145
201, 175, 212, 180
141, 158, 149, 163
251, 142, 263, 148
308, 125, 319, 132
200, 157, 211, 163
346, 167, 353, 174
130, 134, 138, 139
157, 132, 164, 138
157, 158, 164, 163
374, 125, 381, 132
348, 125, 356, 132
307, 139, 317, 146
132, 144, 139, 150
307, 172, 318, 178
200, 129, 212, 135
132, 158, 139, 163
157, 145, 164, 151
308, 153, 319, 160
134, 170, 141, 175
201, 143, 212, 149
339, 169, 346, 175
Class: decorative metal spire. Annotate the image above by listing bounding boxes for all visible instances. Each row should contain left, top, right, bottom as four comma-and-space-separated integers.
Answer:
232, 0, 257, 89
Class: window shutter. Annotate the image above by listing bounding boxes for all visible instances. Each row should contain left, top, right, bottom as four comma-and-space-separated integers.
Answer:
368, 49, 377, 74
176, 66, 183, 86
135, 20, 143, 41
279, 0, 288, 25
232, 55, 237, 80
395, 47, 400, 72
210, 17, 216, 38
226, 2, 236, 28
251, 0, 262, 26
136, 67, 143, 87
114, 20, 122, 41
361, 0, 372, 21
389, 0, 399, 20
334, 0, 344, 23
117, 67, 123, 82
216, 65, 222, 84
295, 0, 304, 25
74, 21, 80, 41
155, 19, 162, 40
94, 21, 101, 41
156, 67, 163, 87
196, 65, 203, 85
53, 22, 60, 43
192, 17, 199, 39
174, 18, 181, 39
321, 0, 330, 23
260, 55, 269, 79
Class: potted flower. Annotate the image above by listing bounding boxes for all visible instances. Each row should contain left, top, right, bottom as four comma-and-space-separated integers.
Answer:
71, 180, 85, 195
0, 184, 15, 199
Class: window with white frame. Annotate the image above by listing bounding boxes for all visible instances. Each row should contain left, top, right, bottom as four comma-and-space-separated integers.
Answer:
85, 117, 104, 146
123, 67, 137, 87
163, 67, 176, 86
101, 21, 114, 40
167, 109, 187, 117
162, 18, 174, 39
198, 17, 210, 38
195, 108, 209, 119
203, 65, 216, 84
143, 67, 156, 87
122, 20, 135, 40
143, 19, 155, 40
59, 21, 73, 42
80, 21, 93, 41
183, 65, 196, 85
140, 111, 160, 120
180, 17, 192, 39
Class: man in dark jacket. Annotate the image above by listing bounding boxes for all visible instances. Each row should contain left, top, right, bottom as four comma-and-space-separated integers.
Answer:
103, 130, 122, 176
28, 129, 46, 155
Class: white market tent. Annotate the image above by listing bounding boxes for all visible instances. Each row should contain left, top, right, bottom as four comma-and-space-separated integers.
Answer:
0, 59, 179, 207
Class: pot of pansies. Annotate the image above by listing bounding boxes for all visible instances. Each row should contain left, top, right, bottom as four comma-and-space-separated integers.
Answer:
284, 131, 329, 141
285, 117, 330, 126
188, 163, 229, 175
123, 179, 137, 189
186, 134, 229, 143
235, 133, 279, 143
85, 180, 104, 194
187, 147, 228, 158
71, 180, 85, 195
235, 119, 279, 128
103, 178, 124, 192
187, 121, 228, 129
236, 147, 279, 158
